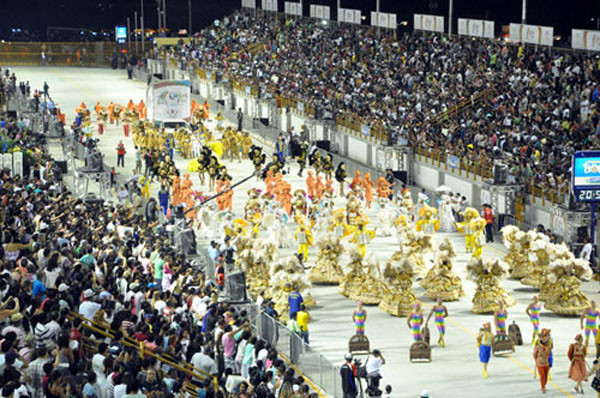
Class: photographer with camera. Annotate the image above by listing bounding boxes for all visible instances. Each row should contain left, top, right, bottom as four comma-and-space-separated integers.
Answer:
340, 353, 358, 398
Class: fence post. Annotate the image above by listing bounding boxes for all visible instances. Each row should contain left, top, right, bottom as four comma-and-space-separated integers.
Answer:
319, 354, 323, 388
531, 182, 536, 204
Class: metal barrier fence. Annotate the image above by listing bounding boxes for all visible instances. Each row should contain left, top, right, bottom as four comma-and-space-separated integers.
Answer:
0, 42, 142, 68
254, 311, 340, 397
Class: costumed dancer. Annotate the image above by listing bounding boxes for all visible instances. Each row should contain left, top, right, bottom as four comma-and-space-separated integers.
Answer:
567, 334, 587, 394
426, 298, 448, 347
322, 154, 334, 181
377, 198, 396, 237
494, 300, 508, 335
335, 162, 347, 197
352, 301, 367, 335
309, 234, 345, 284
363, 172, 374, 208
455, 207, 481, 253
306, 171, 316, 199
415, 204, 440, 235
545, 257, 592, 317
295, 218, 314, 263
421, 239, 464, 301
406, 303, 424, 342
568, 334, 588, 394
350, 216, 376, 258
470, 217, 488, 258
533, 329, 552, 394
338, 248, 383, 305
437, 194, 456, 232
379, 257, 419, 317
526, 295, 542, 345
467, 257, 516, 314
297, 141, 308, 177
349, 170, 363, 195
580, 301, 599, 350
501, 226, 531, 279
477, 322, 493, 378
375, 177, 392, 201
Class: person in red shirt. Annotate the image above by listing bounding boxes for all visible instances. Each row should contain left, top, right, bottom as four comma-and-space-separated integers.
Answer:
116, 141, 126, 168
483, 204, 494, 243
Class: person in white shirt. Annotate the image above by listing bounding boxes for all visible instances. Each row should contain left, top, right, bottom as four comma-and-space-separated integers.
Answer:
79, 290, 102, 320
365, 349, 385, 389
580, 238, 593, 265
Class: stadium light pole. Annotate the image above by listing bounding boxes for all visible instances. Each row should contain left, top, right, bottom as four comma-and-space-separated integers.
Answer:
522, 0, 526, 23
163, 0, 167, 32
188, 0, 192, 35
448, 0, 453, 34
140, 0, 145, 53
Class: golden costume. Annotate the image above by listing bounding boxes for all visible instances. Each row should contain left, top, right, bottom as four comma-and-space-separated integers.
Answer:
379, 258, 419, 317
469, 217, 487, 258
338, 249, 383, 305
421, 239, 465, 301
501, 226, 532, 279
309, 235, 346, 285
521, 233, 551, 289
236, 239, 276, 299
544, 258, 592, 316
415, 205, 440, 234
456, 207, 481, 253
390, 230, 433, 278
467, 258, 516, 314
269, 256, 316, 321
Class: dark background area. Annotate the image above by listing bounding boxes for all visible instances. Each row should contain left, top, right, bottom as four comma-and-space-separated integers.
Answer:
0, 0, 599, 41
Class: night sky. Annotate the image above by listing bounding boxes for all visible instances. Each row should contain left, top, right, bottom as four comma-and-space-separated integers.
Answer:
0, 0, 599, 39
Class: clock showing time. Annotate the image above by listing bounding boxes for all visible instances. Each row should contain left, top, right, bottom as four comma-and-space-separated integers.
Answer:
572, 151, 600, 203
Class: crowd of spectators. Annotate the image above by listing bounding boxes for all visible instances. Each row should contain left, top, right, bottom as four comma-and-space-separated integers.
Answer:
158, 10, 600, 195
0, 70, 319, 398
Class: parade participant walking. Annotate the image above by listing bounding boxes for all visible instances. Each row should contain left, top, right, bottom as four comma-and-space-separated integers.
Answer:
158, 185, 169, 216
534, 329, 552, 393
335, 162, 347, 197
352, 301, 367, 335
477, 322, 493, 379
407, 303, 423, 342
568, 334, 588, 394
526, 295, 542, 345
580, 300, 599, 349
426, 298, 448, 347
116, 140, 126, 168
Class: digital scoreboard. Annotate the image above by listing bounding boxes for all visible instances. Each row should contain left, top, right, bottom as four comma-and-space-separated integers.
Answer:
572, 151, 600, 202
115, 26, 127, 44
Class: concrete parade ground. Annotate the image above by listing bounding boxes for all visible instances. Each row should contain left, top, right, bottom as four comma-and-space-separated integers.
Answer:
9, 66, 600, 398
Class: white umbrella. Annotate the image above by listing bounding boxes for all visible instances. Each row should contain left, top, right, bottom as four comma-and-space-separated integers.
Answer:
435, 185, 452, 193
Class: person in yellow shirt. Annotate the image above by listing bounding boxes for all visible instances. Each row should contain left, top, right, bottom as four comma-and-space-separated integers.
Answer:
296, 304, 311, 344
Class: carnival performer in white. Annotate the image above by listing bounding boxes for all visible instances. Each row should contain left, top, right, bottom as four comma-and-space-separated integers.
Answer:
378, 198, 396, 237
438, 194, 456, 232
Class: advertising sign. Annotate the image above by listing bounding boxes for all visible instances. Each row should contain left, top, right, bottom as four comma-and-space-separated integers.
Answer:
147, 80, 191, 123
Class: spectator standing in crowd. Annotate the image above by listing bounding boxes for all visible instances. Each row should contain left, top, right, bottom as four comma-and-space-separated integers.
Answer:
483, 204, 494, 243
116, 140, 126, 168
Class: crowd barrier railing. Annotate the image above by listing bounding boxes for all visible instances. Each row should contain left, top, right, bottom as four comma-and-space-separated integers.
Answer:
69, 312, 219, 396
254, 311, 338, 398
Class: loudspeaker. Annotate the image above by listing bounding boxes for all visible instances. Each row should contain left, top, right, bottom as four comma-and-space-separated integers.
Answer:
224, 271, 248, 302
315, 140, 330, 151
55, 160, 67, 174
392, 171, 408, 184
493, 163, 508, 184
174, 228, 197, 256
82, 151, 103, 172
